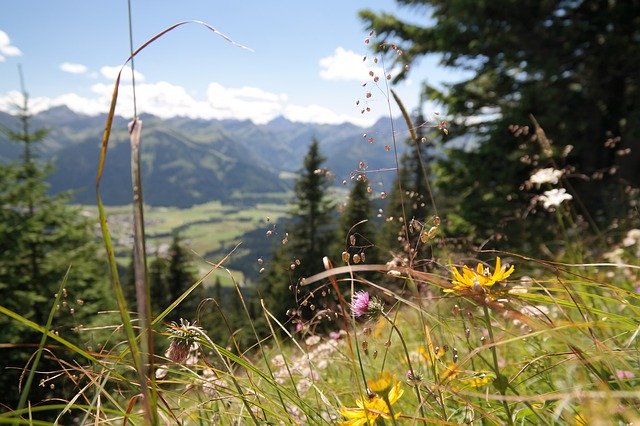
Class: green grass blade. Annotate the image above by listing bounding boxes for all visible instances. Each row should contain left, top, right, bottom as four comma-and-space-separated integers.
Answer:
14, 267, 71, 419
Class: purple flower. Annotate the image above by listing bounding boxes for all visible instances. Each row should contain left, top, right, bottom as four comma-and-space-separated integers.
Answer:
351, 290, 371, 317
329, 330, 343, 340
350, 291, 384, 319
615, 370, 635, 380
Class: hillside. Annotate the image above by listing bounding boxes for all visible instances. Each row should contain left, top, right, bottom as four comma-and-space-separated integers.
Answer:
0, 107, 412, 207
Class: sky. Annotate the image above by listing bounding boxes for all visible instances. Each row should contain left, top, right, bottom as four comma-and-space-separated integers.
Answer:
0, 1, 466, 127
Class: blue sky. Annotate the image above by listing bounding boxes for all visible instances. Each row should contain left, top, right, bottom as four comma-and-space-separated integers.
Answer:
0, 1, 466, 126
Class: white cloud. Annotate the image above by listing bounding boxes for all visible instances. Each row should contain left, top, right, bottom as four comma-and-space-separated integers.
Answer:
284, 104, 370, 126
60, 62, 88, 74
0, 80, 375, 126
0, 90, 106, 116
0, 30, 22, 61
319, 47, 382, 82
206, 83, 287, 123
100, 65, 145, 82
0, 91, 23, 111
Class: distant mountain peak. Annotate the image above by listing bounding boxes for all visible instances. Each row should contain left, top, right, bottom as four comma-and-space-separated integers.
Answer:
264, 115, 295, 129
37, 104, 77, 117
267, 115, 292, 125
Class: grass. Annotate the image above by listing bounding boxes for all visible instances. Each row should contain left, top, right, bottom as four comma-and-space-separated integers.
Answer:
11, 255, 634, 424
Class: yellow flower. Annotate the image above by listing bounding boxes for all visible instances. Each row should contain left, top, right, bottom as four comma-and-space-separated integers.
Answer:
459, 372, 494, 388
367, 372, 393, 394
447, 257, 515, 293
339, 381, 404, 426
418, 344, 445, 365
441, 362, 461, 381
574, 413, 587, 426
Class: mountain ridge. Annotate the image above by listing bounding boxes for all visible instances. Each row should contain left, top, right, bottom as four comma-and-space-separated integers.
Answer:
0, 106, 412, 207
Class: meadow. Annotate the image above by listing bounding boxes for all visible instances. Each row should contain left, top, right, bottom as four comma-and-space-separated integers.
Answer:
80, 193, 291, 288
2, 12, 639, 426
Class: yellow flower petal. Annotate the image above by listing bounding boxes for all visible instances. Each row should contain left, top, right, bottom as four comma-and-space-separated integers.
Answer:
448, 257, 516, 294
367, 372, 393, 394
387, 381, 404, 404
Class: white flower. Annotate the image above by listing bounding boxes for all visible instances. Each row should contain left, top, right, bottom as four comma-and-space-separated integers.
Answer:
539, 188, 572, 210
622, 229, 640, 247
305, 335, 321, 346
603, 247, 624, 263
529, 168, 563, 188
271, 354, 285, 367
296, 378, 313, 394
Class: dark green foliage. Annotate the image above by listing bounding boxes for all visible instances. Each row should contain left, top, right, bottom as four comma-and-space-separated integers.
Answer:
0, 91, 109, 413
136, 233, 200, 324
361, 0, 640, 248
124, 235, 199, 354
124, 250, 170, 319
336, 177, 379, 265
148, 253, 169, 316
260, 139, 336, 328
378, 115, 436, 269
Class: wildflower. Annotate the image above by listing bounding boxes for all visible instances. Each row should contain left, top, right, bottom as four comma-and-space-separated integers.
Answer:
441, 362, 461, 381
329, 330, 345, 340
164, 319, 203, 363
447, 257, 515, 294
622, 228, 640, 247
614, 370, 635, 380
418, 344, 445, 364
528, 167, 563, 187
156, 319, 204, 379
339, 380, 404, 425
165, 338, 192, 365
574, 413, 587, 426
539, 188, 572, 210
459, 372, 494, 388
305, 335, 321, 346
271, 354, 285, 368
350, 290, 384, 320
367, 371, 393, 394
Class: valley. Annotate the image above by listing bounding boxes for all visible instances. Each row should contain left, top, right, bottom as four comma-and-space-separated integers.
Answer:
82, 193, 293, 289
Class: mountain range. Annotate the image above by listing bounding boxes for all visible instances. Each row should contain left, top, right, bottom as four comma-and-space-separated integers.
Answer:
0, 106, 411, 207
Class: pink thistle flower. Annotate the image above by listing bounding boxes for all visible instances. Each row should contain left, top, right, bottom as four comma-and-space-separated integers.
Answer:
351, 290, 371, 317
350, 290, 384, 320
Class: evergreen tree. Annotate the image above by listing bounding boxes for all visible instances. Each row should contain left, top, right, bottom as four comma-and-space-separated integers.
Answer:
378, 114, 436, 270
148, 250, 169, 316
0, 81, 109, 412
361, 1, 640, 248
336, 176, 379, 265
165, 232, 199, 323
122, 251, 137, 306
123, 248, 169, 318
260, 139, 336, 327
212, 276, 223, 306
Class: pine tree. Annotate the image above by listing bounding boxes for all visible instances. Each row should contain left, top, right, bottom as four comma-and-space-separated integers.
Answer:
260, 139, 336, 327
165, 232, 198, 323
336, 176, 378, 265
361, 1, 640, 248
148, 250, 170, 316
122, 248, 169, 318
0, 78, 109, 411
378, 114, 436, 270
291, 139, 336, 278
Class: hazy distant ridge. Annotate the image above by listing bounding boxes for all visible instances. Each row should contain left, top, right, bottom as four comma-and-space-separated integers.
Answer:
0, 106, 409, 207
